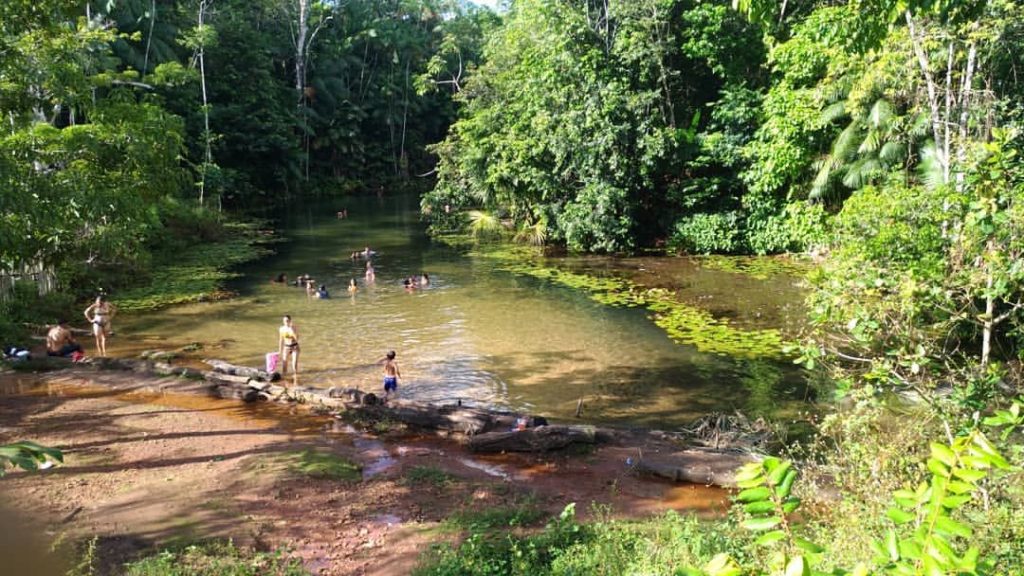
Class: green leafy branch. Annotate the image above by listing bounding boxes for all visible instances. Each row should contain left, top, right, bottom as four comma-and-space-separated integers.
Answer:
0, 441, 63, 476
876, 430, 1011, 574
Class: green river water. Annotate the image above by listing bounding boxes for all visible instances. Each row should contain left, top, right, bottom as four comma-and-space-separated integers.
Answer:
111, 196, 812, 429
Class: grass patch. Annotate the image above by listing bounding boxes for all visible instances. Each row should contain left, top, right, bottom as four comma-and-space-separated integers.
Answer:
286, 449, 361, 481
120, 541, 308, 576
443, 494, 545, 532
405, 465, 456, 489
416, 506, 746, 576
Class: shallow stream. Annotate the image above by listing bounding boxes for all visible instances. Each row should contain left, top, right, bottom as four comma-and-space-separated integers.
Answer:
110, 196, 812, 429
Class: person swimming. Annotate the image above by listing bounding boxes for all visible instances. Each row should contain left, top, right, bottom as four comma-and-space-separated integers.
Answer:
316, 284, 330, 299
420, 273, 430, 286
365, 261, 375, 283
272, 273, 287, 284
348, 278, 358, 293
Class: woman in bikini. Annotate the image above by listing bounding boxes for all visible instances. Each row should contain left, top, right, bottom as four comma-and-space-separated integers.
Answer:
83, 295, 116, 357
278, 315, 300, 386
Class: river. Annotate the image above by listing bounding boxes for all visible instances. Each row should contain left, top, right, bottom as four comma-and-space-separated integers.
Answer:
111, 196, 812, 429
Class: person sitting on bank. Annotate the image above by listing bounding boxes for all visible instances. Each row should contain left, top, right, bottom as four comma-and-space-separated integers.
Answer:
47, 319, 84, 358
316, 284, 330, 299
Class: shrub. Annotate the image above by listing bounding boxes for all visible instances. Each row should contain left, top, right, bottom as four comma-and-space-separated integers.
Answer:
669, 212, 743, 254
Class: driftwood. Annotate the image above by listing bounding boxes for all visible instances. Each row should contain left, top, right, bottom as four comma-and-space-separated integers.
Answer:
630, 449, 754, 487
468, 425, 596, 453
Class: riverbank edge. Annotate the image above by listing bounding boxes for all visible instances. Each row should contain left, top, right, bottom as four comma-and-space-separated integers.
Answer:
4, 354, 759, 490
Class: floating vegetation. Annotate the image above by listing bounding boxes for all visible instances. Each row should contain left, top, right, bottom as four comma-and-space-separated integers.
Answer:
441, 235, 791, 359
117, 223, 274, 312
696, 255, 812, 280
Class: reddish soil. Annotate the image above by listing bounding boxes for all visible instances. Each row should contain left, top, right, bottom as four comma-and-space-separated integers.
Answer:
0, 367, 729, 575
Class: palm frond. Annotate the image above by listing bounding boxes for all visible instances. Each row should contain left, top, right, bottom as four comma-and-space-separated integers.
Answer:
858, 128, 882, 155
917, 143, 947, 190
909, 112, 931, 138
467, 210, 503, 238
832, 122, 863, 160
513, 220, 548, 246
868, 98, 894, 129
820, 101, 847, 125
879, 141, 904, 164
811, 156, 840, 200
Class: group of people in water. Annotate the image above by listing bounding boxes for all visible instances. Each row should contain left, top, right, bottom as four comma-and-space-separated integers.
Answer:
269, 245, 419, 395
37, 233, 416, 402
275, 317, 402, 397
45, 295, 117, 360
272, 245, 431, 299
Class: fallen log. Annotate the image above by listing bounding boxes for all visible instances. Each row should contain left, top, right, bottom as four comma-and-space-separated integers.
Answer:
202, 371, 255, 386
356, 399, 501, 435
204, 359, 274, 381
468, 425, 596, 453
630, 449, 755, 487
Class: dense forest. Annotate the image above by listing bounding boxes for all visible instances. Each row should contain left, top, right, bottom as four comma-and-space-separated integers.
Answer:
3, 0, 1024, 574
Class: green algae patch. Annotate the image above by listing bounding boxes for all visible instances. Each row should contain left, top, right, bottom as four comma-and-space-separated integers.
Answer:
444, 235, 791, 359
696, 255, 812, 280
284, 449, 361, 481
644, 289, 787, 358
117, 222, 274, 312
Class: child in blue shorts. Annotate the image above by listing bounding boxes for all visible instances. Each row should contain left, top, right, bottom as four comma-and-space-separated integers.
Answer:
382, 350, 401, 399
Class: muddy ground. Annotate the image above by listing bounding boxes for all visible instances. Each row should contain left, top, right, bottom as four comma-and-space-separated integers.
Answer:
0, 368, 729, 575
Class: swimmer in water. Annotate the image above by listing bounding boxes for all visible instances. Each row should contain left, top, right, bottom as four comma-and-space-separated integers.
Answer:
365, 261, 375, 283
348, 278, 358, 293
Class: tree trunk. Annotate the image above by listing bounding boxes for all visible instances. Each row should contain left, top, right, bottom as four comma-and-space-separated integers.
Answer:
197, 0, 212, 207
295, 0, 309, 181
982, 243, 994, 366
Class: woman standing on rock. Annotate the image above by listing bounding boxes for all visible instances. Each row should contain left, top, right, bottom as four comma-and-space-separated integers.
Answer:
83, 295, 116, 357
278, 315, 300, 387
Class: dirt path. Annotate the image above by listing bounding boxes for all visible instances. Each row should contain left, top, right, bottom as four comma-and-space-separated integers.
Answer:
0, 368, 729, 575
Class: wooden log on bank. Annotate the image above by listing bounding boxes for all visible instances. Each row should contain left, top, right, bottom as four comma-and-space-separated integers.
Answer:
468, 425, 596, 453
354, 397, 512, 436
204, 359, 275, 382
630, 449, 755, 487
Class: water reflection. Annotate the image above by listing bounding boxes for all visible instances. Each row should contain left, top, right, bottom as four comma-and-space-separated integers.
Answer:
111, 196, 810, 429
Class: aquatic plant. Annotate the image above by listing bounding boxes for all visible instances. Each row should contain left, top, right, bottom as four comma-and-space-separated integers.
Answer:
445, 236, 793, 359
117, 223, 273, 312
696, 255, 812, 280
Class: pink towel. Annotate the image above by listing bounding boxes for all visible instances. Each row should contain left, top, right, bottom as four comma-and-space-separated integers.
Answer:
266, 352, 279, 373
